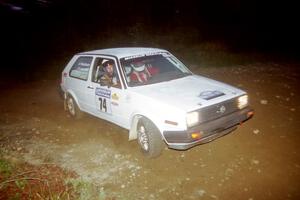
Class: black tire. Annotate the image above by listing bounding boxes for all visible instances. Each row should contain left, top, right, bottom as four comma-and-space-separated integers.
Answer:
137, 118, 164, 158
66, 95, 83, 119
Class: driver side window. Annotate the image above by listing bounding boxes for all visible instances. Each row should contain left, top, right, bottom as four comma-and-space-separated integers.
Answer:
91, 57, 121, 89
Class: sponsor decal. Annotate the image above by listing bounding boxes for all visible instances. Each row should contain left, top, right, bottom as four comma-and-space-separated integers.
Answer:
95, 87, 111, 98
123, 52, 169, 60
112, 93, 119, 101
198, 90, 225, 100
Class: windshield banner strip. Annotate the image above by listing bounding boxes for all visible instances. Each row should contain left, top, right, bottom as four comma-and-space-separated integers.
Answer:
123, 52, 169, 60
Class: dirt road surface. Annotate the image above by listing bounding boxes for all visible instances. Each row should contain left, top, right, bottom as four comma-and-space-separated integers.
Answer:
0, 62, 299, 199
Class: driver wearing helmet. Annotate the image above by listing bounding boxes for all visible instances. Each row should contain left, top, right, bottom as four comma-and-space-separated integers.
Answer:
130, 61, 152, 83
99, 60, 119, 87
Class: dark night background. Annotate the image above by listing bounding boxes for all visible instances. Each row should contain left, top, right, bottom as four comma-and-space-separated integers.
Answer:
0, 2, 300, 198
1, 0, 299, 80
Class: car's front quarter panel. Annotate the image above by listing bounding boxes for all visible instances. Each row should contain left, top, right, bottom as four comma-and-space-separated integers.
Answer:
127, 90, 187, 140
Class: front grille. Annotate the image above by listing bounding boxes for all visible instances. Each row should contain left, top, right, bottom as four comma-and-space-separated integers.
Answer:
197, 97, 239, 124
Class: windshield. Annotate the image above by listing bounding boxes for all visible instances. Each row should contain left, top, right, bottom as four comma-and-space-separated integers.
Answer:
120, 53, 192, 87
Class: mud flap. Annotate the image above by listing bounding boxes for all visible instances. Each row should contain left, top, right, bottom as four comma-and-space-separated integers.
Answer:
129, 115, 141, 141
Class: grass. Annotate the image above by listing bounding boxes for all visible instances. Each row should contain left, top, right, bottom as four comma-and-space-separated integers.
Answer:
0, 158, 13, 177
0, 156, 115, 200
0, 157, 77, 199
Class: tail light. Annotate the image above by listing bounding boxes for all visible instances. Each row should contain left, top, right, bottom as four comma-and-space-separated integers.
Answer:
61, 72, 67, 84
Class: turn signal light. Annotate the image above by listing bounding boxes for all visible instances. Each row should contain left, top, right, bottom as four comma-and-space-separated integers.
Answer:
247, 111, 254, 118
191, 132, 201, 139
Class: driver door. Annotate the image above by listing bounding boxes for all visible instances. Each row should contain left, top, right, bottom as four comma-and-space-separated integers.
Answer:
86, 56, 130, 127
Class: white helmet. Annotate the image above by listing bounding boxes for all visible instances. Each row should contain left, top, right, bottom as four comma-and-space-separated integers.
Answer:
131, 62, 145, 72
124, 66, 132, 75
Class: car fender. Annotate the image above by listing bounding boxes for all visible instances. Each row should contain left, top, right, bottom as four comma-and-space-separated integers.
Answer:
128, 111, 167, 142
127, 95, 186, 142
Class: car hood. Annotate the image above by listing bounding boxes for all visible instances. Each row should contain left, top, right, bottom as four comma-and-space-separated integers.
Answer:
129, 75, 245, 112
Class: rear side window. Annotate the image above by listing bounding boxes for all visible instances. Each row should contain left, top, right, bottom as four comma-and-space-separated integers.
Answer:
69, 56, 93, 80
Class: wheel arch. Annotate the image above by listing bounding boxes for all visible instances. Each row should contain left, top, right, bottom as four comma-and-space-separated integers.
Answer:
128, 113, 165, 141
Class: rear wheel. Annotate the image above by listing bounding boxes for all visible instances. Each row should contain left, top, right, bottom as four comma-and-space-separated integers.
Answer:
137, 118, 164, 158
66, 95, 83, 119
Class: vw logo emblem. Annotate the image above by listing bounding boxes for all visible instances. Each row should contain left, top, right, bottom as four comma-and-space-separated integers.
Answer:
217, 105, 226, 114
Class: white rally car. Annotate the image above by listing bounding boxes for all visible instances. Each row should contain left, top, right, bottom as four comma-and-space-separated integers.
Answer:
60, 48, 253, 158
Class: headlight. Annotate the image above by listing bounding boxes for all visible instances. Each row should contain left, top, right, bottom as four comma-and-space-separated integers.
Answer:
186, 111, 199, 127
238, 95, 248, 109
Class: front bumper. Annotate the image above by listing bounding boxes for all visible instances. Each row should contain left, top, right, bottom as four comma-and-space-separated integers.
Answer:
163, 107, 254, 150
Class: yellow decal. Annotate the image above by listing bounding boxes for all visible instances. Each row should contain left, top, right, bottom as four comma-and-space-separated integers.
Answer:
112, 93, 119, 101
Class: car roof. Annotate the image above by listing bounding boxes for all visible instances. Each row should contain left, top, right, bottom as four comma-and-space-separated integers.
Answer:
78, 47, 169, 59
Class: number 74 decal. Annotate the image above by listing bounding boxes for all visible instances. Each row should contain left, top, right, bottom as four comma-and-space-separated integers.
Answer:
98, 97, 112, 114
99, 97, 107, 112
95, 87, 112, 114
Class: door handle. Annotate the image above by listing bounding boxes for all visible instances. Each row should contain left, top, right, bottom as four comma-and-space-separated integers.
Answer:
87, 86, 94, 89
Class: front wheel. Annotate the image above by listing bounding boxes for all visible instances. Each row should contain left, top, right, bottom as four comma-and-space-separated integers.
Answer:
137, 118, 164, 158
